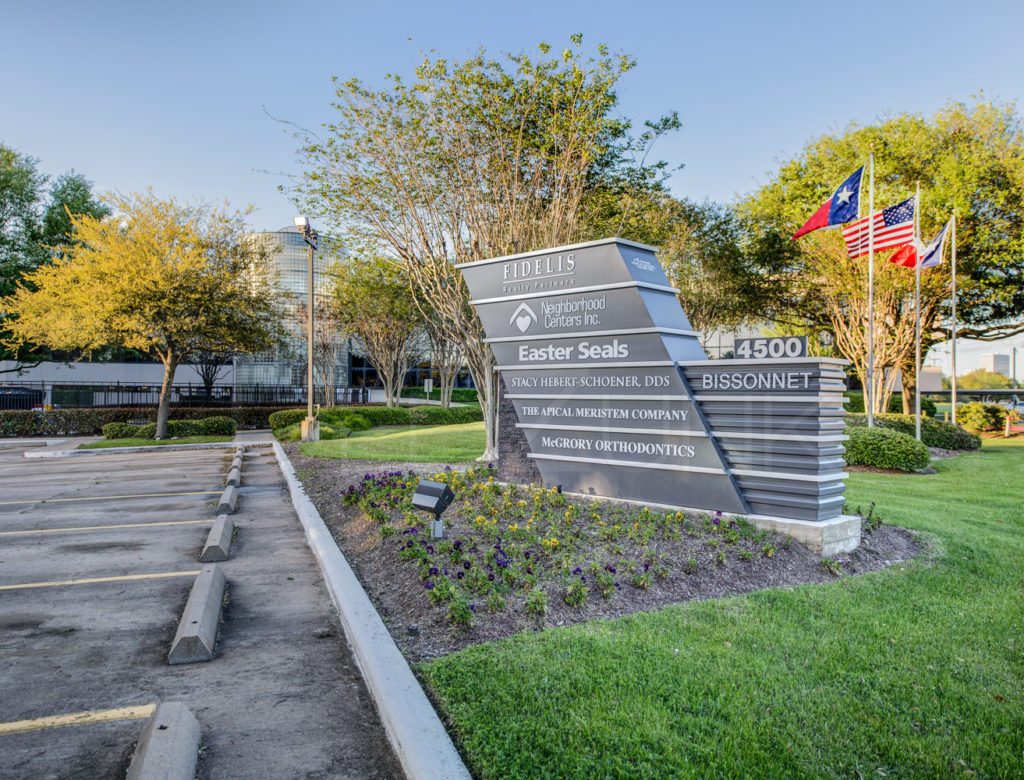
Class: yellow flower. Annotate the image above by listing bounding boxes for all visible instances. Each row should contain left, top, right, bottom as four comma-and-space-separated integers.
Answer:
508, 523, 519, 532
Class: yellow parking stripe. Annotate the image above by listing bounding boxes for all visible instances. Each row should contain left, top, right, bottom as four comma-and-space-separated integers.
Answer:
0, 571, 201, 591
0, 490, 220, 506
0, 705, 155, 736
0, 519, 214, 537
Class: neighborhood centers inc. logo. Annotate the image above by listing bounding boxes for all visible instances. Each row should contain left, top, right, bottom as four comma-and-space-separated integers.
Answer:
510, 302, 538, 333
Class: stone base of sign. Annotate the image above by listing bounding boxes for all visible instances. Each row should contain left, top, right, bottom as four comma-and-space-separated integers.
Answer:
746, 513, 861, 557
541, 487, 861, 556
496, 376, 541, 485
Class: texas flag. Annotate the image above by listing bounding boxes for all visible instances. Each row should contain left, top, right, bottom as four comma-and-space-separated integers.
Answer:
791, 166, 864, 240
888, 219, 952, 269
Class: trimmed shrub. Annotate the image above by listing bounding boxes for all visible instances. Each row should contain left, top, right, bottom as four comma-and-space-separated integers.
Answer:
352, 405, 412, 426
274, 423, 301, 443
342, 413, 372, 432
273, 422, 349, 442
194, 416, 237, 436
957, 402, 1006, 432
844, 426, 930, 472
409, 405, 455, 425
101, 422, 141, 439
846, 392, 936, 417
920, 417, 980, 450
0, 406, 296, 437
845, 413, 980, 451
448, 404, 484, 423
268, 408, 307, 430
135, 423, 157, 438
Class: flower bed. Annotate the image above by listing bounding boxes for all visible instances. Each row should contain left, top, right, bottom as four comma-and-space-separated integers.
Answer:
318, 461, 918, 656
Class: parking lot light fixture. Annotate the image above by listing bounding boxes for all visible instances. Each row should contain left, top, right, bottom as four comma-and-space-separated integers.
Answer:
294, 216, 320, 442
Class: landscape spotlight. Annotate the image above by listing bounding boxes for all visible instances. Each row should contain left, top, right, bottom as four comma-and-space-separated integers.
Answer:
412, 480, 455, 539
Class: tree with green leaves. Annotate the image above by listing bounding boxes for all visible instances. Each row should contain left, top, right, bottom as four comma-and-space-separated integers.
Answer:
327, 256, 423, 407
294, 36, 675, 458
4, 192, 282, 438
956, 368, 1012, 390
1, 146, 109, 373
739, 97, 1024, 411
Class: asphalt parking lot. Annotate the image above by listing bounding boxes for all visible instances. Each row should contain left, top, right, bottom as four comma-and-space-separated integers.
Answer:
0, 442, 401, 778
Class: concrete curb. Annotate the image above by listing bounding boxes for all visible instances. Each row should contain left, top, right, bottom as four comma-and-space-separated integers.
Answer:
23, 440, 274, 459
271, 441, 471, 780
216, 485, 238, 515
168, 565, 225, 665
199, 515, 235, 562
225, 465, 242, 487
126, 701, 201, 780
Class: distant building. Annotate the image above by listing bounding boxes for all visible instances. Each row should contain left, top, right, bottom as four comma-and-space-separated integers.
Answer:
980, 353, 1010, 377
235, 226, 352, 391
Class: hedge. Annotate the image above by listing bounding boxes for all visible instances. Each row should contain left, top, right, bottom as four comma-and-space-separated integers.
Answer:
268, 408, 308, 430
845, 413, 980, 450
341, 413, 372, 432
845, 392, 936, 417
100, 415, 238, 440
844, 426, 931, 471
269, 403, 485, 441
401, 387, 479, 403
0, 406, 295, 437
275, 422, 349, 443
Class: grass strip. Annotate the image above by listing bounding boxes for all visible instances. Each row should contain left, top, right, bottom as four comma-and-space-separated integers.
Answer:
300, 421, 485, 462
420, 438, 1024, 779
80, 435, 232, 449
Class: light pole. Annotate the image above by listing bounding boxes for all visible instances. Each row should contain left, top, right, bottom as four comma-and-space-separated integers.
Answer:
294, 215, 320, 442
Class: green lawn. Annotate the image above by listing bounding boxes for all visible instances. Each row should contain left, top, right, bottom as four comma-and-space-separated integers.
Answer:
300, 421, 485, 462
79, 435, 233, 449
420, 439, 1024, 779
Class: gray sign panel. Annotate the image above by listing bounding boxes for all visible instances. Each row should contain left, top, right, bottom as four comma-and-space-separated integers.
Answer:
479, 287, 693, 341
491, 333, 706, 367
532, 459, 749, 515
461, 239, 671, 301
522, 428, 725, 471
682, 362, 846, 396
501, 365, 690, 397
511, 397, 704, 432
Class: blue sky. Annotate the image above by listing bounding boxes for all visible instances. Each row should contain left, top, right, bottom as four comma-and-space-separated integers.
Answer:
3, 0, 1022, 376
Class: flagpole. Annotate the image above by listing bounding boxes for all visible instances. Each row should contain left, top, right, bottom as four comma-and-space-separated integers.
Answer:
914, 181, 922, 440
866, 149, 876, 427
951, 209, 958, 425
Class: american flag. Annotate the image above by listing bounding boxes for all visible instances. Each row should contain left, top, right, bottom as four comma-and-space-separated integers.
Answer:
840, 198, 915, 259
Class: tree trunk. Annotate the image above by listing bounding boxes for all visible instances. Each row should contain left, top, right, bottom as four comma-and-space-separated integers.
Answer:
900, 357, 915, 414
155, 353, 180, 440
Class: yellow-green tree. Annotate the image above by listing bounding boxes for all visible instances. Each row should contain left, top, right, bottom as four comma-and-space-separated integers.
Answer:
4, 192, 282, 438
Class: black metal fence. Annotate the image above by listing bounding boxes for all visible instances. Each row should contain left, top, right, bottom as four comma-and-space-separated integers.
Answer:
0, 382, 369, 411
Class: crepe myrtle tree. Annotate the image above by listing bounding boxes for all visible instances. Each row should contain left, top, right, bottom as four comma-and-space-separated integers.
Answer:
327, 255, 423, 407
4, 191, 283, 438
293, 36, 680, 459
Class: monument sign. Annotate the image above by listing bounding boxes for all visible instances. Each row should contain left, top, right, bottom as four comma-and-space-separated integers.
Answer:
460, 238, 852, 541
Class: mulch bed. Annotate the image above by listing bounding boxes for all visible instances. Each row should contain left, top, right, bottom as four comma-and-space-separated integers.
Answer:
287, 445, 923, 662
